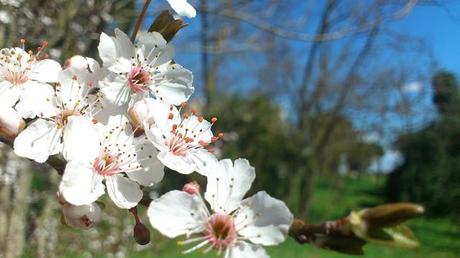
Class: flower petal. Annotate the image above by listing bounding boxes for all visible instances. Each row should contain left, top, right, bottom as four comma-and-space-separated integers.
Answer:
227, 242, 269, 258
98, 32, 117, 64
147, 190, 207, 238
167, 0, 197, 18
106, 175, 143, 209
126, 139, 165, 186
62, 116, 101, 163
157, 151, 195, 174
235, 191, 293, 246
15, 81, 55, 119
153, 64, 194, 105
29, 59, 62, 83
190, 149, 218, 176
99, 74, 130, 106
0, 81, 20, 107
204, 158, 255, 213
60, 161, 105, 205
13, 119, 62, 163
114, 28, 135, 59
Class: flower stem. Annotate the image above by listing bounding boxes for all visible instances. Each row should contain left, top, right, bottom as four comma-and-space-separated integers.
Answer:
131, 0, 153, 42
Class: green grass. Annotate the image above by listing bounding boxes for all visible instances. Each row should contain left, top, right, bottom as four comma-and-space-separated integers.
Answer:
127, 175, 460, 258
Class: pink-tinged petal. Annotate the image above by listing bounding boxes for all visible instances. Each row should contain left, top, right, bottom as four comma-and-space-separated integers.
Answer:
98, 32, 117, 64
227, 242, 269, 258
235, 191, 293, 246
0, 104, 25, 139
29, 59, 61, 83
153, 64, 194, 105
13, 119, 62, 163
62, 116, 100, 163
205, 159, 255, 213
157, 151, 195, 174
60, 161, 105, 206
147, 190, 207, 238
106, 175, 143, 209
16, 81, 55, 119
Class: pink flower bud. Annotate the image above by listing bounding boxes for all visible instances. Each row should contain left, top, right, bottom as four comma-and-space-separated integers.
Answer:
0, 105, 25, 141
62, 202, 101, 229
183, 181, 200, 195
128, 98, 155, 131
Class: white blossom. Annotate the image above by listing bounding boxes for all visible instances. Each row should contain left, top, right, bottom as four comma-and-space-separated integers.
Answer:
0, 46, 61, 117
59, 115, 164, 209
13, 66, 101, 163
143, 98, 219, 175
97, 29, 194, 107
148, 159, 293, 258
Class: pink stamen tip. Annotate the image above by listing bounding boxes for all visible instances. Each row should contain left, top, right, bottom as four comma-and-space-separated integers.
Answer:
218, 133, 224, 138
183, 181, 200, 195
198, 116, 204, 122
180, 102, 187, 108
168, 113, 174, 120
211, 117, 218, 123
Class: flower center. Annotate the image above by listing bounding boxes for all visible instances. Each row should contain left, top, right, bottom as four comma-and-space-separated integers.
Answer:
55, 110, 80, 128
128, 66, 151, 93
4, 70, 29, 85
206, 213, 237, 250
93, 151, 121, 176
167, 133, 192, 157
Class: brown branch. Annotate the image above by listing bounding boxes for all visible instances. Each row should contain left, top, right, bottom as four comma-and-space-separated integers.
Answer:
196, 0, 418, 42
131, 0, 152, 41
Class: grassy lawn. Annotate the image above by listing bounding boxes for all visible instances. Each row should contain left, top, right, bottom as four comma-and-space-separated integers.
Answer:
127, 175, 460, 258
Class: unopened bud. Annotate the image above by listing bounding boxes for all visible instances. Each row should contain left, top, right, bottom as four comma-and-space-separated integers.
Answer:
0, 105, 26, 141
62, 202, 101, 229
128, 98, 156, 132
359, 203, 424, 228
134, 222, 151, 245
183, 181, 200, 195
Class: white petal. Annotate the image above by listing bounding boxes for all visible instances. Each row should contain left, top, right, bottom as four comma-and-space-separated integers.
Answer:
29, 59, 62, 83
98, 32, 117, 64
235, 191, 293, 246
13, 119, 62, 163
106, 175, 143, 209
99, 74, 130, 106
62, 116, 100, 163
157, 151, 195, 174
144, 126, 169, 152
228, 242, 269, 258
153, 64, 194, 105
0, 81, 20, 107
62, 202, 102, 229
114, 28, 135, 59
147, 190, 207, 238
167, 0, 197, 18
60, 161, 104, 205
205, 159, 255, 213
15, 81, 55, 119
126, 140, 164, 186
190, 149, 218, 176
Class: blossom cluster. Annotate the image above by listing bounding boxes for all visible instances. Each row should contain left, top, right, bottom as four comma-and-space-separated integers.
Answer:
0, 1, 293, 257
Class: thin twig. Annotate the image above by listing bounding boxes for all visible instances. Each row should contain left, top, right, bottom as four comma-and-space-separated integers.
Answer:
131, 0, 153, 42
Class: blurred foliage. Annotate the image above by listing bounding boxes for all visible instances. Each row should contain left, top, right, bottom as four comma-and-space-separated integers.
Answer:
386, 71, 460, 218
0, 0, 136, 61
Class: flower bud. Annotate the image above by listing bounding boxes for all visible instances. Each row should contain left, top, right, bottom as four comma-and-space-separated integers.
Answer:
62, 202, 101, 229
134, 221, 151, 245
0, 105, 25, 141
183, 181, 200, 195
128, 98, 156, 134
359, 203, 424, 228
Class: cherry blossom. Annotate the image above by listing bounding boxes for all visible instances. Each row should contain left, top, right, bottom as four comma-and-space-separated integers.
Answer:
148, 159, 293, 258
59, 115, 164, 209
97, 29, 194, 106
143, 98, 219, 175
13, 66, 102, 163
0, 44, 61, 118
